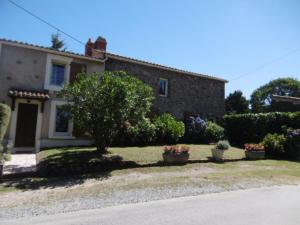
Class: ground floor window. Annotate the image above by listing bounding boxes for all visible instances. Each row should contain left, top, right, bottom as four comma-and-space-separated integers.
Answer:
49, 100, 74, 139
55, 106, 70, 133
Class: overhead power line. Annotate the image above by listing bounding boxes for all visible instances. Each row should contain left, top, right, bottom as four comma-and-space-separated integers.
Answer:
231, 46, 300, 82
7, 0, 85, 46
7, 0, 300, 81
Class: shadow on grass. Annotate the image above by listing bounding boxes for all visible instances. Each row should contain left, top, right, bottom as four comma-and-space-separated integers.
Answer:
0, 149, 249, 191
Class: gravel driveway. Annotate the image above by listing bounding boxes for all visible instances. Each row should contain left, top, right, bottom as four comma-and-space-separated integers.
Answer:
2, 185, 300, 225
0, 180, 280, 220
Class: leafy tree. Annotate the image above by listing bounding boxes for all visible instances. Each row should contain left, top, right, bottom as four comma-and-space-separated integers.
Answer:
61, 71, 154, 153
51, 33, 66, 51
225, 90, 249, 114
250, 78, 300, 112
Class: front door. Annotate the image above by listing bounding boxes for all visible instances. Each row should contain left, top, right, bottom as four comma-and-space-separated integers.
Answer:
15, 103, 38, 147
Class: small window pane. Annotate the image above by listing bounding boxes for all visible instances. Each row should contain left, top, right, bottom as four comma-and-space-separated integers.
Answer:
51, 64, 65, 86
55, 106, 69, 133
159, 79, 167, 96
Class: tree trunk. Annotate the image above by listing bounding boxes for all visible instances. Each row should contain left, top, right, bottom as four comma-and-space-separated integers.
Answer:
95, 137, 108, 154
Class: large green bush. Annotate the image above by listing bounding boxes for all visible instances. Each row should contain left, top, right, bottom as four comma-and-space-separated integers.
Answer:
61, 71, 154, 153
0, 103, 11, 162
0, 103, 11, 141
204, 121, 225, 143
154, 113, 185, 144
224, 112, 300, 145
261, 133, 286, 157
129, 118, 156, 146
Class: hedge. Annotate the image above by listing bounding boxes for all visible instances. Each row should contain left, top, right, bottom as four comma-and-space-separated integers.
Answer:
0, 103, 11, 141
224, 112, 300, 145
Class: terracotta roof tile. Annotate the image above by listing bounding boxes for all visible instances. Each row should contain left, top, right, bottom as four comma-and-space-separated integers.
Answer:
8, 89, 50, 100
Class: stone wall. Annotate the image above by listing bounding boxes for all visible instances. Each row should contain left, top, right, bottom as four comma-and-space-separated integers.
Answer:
105, 57, 226, 120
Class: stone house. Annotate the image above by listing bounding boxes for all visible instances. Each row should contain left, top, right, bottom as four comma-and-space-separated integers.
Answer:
0, 37, 227, 152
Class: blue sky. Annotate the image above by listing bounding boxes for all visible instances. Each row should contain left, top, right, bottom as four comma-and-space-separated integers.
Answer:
1, 0, 300, 98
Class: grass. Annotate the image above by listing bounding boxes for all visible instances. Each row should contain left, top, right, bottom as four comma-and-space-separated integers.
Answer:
37, 144, 245, 165
2, 145, 300, 196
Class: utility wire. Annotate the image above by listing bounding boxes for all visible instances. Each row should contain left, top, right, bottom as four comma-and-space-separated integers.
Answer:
230, 46, 300, 82
7, 0, 300, 80
7, 0, 85, 46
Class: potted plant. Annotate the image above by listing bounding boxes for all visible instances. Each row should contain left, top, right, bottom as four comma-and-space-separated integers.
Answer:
162, 145, 190, 164
211, 140, 230, 162
244, 143, 265, 160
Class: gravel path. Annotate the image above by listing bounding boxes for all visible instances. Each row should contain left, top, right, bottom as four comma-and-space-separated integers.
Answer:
0, 181, 277, 220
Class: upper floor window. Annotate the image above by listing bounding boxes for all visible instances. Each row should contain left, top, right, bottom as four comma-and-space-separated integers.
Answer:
159, 78, 168, 97
51, 63, 65, 86
45, 54, 72, 91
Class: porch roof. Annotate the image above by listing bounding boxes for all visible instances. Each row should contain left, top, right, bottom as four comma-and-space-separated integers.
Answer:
8, 89, 50, 100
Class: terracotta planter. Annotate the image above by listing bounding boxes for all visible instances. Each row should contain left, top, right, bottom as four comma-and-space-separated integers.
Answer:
211, 148, 225, 162
245, 151, 265, 160
163, 153, 189, 164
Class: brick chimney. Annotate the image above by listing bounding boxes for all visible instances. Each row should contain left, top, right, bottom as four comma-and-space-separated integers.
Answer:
85, 36, 107, 59
95, 36, 107, 51
85, 38, 94, 57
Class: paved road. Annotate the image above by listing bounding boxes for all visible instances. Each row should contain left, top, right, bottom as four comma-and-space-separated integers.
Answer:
1, 185, 300, 225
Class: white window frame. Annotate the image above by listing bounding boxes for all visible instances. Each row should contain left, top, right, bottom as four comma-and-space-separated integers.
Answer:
44, 53, 73, 91
49, 100, 74, 139
159, 78, 168, 97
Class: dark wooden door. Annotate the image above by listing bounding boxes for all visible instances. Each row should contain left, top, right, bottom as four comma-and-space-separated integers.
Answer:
15, 103, 38, 147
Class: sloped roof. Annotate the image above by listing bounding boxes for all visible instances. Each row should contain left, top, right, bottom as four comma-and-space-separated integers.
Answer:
272, 95, 300, 104
8, 89, 50, 100
107, 52, 228, 82
0, 38, 106, 63
0, 38, 228, 83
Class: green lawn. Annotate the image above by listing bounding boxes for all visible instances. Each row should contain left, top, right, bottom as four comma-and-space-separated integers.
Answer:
37, 144, 245, 165
2, 145, 300, 195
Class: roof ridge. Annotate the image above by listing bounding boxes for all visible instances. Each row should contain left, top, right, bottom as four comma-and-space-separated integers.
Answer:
107, 52, 228, 82
0, 38, 228, 82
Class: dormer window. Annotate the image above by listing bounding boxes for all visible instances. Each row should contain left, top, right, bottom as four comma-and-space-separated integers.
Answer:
44, 54, 72, 91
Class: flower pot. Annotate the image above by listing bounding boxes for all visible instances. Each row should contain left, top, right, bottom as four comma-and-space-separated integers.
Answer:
211, 148, 225, 162
245, 151, 265, 160
163, 153, 189, 164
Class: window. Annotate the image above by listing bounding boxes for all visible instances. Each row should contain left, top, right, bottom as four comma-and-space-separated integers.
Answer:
55, 106, 70, 133
159, 78, 168, 97
49, 100, 74, 139
45, 54, 72, 91
51, 63, 65, 86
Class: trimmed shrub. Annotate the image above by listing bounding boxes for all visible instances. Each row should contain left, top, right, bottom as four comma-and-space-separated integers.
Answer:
129, 118, 156, 146
261, 133, 286, 157
204, 121, 225, 143
285, 129, 300, 159
154, 113, 185, 144
0, 103, 11, 141
224, 112, 300, 145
